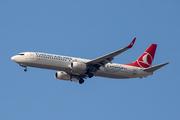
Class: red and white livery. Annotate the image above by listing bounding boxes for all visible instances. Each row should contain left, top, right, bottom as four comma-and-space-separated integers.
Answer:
11, 38, 169, 84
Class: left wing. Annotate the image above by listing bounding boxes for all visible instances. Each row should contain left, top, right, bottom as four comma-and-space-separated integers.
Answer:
86, 38, 136, 66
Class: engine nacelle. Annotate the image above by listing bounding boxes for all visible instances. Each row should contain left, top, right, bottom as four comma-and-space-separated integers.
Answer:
71, 62, 87, 71
55, 71, 71, 80
55, 71, 79, 82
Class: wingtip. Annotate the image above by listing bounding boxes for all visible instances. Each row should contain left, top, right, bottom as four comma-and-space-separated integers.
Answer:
126, 37, 136, 48
165, 62, 170, 65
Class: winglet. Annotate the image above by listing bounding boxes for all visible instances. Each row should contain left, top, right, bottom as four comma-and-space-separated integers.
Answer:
126, 37, 136, 48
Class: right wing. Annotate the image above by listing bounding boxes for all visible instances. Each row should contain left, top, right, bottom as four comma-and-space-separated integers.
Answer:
86, 38, 136, 66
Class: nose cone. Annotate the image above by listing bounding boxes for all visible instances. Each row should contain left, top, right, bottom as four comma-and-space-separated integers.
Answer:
11, 56, 18, 62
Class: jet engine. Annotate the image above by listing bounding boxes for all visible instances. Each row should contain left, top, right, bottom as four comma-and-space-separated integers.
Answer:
55, 71, 71, 80
55, 71, 78, 82
71, 62, 87, 71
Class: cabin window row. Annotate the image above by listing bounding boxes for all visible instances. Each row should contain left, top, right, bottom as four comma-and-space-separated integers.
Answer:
106, 65, 127, 70
36, 55, 79, 62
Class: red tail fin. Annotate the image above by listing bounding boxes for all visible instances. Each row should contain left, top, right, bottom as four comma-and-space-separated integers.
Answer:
125, 44, 157, 68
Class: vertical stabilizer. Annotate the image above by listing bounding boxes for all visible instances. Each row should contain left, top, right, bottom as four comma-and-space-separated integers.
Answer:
125, 44, 157, 68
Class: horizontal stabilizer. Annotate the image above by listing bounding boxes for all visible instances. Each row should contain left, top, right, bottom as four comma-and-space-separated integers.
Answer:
143, 62, 169, 72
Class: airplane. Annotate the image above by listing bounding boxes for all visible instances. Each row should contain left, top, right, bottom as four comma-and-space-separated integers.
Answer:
11, 38, 169, 84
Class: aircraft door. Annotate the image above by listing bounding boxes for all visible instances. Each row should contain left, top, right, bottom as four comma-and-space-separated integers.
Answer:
30, 53, 35, 59
133, 69, 137, 75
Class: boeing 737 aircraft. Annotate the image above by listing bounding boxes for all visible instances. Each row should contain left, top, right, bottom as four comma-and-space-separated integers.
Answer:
11, 38, 169, 84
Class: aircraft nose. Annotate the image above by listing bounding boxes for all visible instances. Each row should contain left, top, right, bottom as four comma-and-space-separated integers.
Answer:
11, 56, 17, 62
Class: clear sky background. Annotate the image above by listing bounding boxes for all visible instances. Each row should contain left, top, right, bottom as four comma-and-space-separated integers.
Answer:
0, 0, 179, 120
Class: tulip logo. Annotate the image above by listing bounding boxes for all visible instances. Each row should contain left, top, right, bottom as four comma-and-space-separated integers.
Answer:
137, 52, 153, 68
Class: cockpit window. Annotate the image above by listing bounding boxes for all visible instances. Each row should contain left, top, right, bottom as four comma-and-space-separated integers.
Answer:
18, 54, 24, 55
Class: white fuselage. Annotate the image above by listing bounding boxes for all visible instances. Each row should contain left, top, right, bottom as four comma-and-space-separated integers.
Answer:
11, 52, 152, 79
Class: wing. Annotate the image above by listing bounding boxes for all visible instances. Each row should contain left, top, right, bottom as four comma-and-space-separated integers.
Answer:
86, 38, 136, 67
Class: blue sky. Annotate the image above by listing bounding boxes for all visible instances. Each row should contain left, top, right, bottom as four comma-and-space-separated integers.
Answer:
0, 0, 179, 120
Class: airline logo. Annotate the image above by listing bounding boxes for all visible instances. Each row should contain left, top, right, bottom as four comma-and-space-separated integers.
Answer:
137, 52, 153, 68
124, 44, 157, 68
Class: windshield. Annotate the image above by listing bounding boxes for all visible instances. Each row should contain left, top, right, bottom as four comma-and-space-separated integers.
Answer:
18, 53, 25, 55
